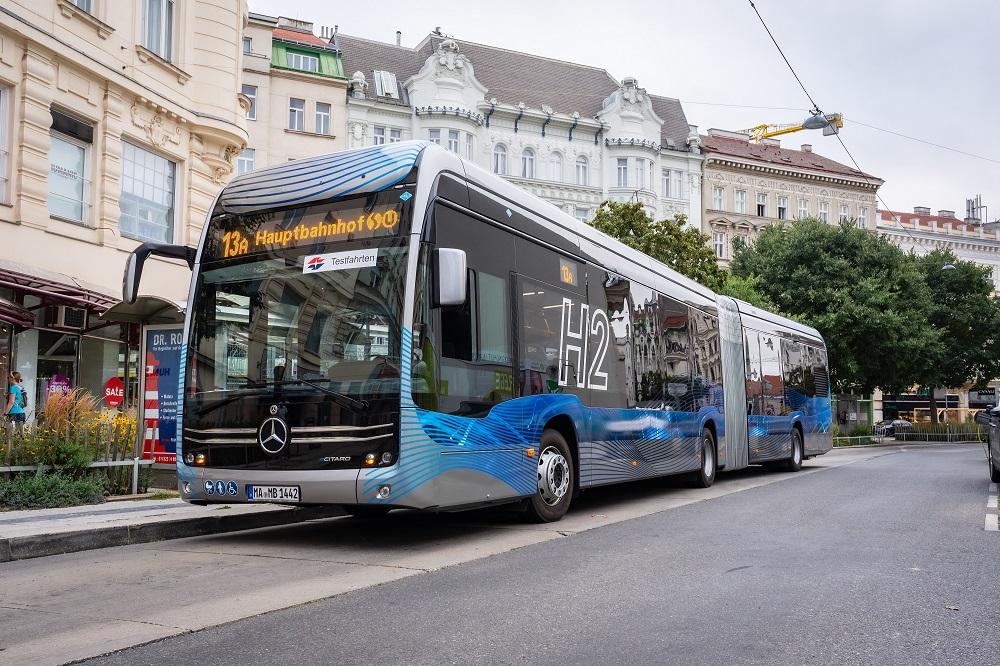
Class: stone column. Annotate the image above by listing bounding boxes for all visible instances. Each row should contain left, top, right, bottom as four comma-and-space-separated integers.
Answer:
16, 46, 56, 229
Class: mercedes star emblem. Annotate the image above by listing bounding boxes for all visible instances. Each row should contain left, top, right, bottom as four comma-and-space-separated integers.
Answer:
257, 417, 289, 454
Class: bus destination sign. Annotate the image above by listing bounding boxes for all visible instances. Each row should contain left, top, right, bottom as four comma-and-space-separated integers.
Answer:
218, 206, 402, 259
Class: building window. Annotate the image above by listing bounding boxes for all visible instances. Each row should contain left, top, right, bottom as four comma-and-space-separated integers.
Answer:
0, 86, 8, 204
464, 133, 473, 158
48, 132, 89, 223
447, 129, 460, 153
712, 186, 724, 210
390, 128, 402, 144
70, 0, 93, 12
288, 98, 304, 131
839, 204, 850, 222
141, 0, 174, 61
521, 147, 535, 179
315, 102, 331, 135
236, 148, 254, 175
819, 201, 829, 222
735, 190, 747, 215
373, 70, 399, 99
574, 207, 589, 223
713, 232, 727, 259
372, 126, 386, 145
777, 196, 788, 220
242, 36, 252, 54
241, 85, 257, 120
672, 170, 682, 199
428, 128, 441, 145
616, 158, 628, 188
858, 206, 868, 228
576, 156, 588, 186
756, 193, 767, 217
634, 159, 646, 191
286, 51, 319, 73
798, 198, 808, 218
662, 169, 671, 197
549, 152, 563, 182
493, 144, 507, 175
119, 140, 176, 243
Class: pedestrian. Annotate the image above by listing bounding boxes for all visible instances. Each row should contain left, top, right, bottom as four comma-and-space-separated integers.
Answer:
5, 370, 27, 442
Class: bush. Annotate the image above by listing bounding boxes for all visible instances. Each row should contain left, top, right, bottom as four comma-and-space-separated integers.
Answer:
0, 472, 106, 510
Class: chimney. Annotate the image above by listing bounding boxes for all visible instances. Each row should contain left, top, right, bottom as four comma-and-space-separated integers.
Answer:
937, 209, 955, 218
913, 206, 931, 215
396, 30, 402, 46
800, 144, 812, 152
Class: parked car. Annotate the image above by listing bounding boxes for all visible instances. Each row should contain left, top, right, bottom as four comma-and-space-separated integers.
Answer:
873, 418, 913, 437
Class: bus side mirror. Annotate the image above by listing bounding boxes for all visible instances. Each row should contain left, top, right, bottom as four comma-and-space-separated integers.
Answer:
433, 248, 467, 307
123, 243, 197, 304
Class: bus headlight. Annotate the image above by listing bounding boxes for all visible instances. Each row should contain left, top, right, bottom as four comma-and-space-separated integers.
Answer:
195, 453, 206, 465
364, 453, 376, 466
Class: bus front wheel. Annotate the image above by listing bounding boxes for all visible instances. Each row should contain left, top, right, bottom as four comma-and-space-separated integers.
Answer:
523, 429, 574, 523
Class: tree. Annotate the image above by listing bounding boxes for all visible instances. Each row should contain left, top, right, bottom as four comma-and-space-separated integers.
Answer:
731, 219, 939, 395
914, 249, 1000, 421
591, 201, 727, 291
717, 273, 778, 311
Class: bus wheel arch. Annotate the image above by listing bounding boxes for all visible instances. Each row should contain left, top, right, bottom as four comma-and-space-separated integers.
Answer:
521, 417, 577, 523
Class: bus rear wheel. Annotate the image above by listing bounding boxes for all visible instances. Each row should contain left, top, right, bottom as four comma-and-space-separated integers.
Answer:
688, 428, 717, 488
523, 429, 574, 523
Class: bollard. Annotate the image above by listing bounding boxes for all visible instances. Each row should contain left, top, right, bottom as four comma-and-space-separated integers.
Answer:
131, 456, 140, 495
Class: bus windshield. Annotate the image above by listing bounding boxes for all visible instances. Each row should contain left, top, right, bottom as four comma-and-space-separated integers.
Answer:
187, 191, 412, 409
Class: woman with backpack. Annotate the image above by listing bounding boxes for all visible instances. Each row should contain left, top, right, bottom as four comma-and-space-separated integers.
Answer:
5, 370, 27, 438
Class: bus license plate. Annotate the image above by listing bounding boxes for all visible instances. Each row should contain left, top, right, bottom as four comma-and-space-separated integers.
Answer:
247, 485, 300, 503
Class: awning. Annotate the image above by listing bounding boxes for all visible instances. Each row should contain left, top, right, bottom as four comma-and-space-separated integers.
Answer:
0, 295, 34, 330
100, 296, 185, 325
0, 258, 118, 311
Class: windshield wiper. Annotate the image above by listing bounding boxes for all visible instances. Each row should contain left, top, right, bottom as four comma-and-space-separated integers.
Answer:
194, 379, 368, 416
249, 378, 369, 412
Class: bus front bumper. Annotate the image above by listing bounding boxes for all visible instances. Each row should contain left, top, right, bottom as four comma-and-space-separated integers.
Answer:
179, 467, 361, 505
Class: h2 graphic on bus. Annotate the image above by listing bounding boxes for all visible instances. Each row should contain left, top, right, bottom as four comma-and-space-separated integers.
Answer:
559, 298, 610, 391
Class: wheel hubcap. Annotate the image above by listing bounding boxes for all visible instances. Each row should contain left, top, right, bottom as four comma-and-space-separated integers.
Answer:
537, 446, 570, 506
703, 437, 714, 476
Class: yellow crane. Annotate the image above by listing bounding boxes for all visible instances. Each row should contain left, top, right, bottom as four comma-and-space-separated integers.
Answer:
739, 112, 843, 144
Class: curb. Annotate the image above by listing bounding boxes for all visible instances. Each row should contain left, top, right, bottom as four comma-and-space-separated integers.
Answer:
0, 505, 346, 564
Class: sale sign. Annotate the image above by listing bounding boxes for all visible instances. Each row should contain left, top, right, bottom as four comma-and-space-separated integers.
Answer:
103, 376, 125, 409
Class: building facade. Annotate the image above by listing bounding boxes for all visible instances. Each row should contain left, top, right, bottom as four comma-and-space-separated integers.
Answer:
240, 14, 347, 172
336, 32, 703, 228
0, 0, 247, 415
700, 129, 883, 266
876, 206, 1000, 293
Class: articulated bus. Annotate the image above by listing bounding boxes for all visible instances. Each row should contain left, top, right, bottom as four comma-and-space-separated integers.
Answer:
124, 141, 832, 522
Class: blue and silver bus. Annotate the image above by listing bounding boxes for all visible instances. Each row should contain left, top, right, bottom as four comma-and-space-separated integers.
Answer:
123, 141, 832, 522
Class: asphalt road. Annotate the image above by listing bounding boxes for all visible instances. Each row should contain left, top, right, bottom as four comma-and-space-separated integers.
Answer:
80, 443, 1000, 666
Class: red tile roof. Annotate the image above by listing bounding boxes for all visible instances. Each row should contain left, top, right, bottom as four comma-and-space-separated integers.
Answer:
879, 209, 975, 232
272, 27, 335, 50
700, 133, 881, 182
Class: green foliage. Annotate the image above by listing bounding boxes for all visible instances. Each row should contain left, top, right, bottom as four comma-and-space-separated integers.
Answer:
717, 273, 778, 311
0, 472, 106, 510
731, 219, 940, 395
591, 201, 727, 291
913, 249, 1000, 390
37, 438, 93, 478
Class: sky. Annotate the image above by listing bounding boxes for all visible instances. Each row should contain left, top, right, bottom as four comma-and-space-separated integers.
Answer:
250, 0, 1000, 220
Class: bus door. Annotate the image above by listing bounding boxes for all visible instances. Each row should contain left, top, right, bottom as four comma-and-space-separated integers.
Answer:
746, 330, 791, 462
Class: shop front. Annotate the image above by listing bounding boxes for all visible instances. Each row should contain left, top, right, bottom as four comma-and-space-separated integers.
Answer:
1, 260, 141, 422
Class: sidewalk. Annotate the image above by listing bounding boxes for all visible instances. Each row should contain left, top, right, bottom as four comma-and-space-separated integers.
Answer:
0, 497, 344, 563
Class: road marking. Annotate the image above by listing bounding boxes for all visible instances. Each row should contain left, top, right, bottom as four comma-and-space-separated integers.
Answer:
986, 482, 998, 532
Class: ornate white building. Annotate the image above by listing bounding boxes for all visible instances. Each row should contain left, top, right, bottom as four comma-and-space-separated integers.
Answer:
336, 32, 704, 228
700, 129, 883, 266
877, 207, 1000, 293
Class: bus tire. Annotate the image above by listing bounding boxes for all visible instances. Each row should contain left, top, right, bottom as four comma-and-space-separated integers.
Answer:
688, 428, 717, 488
343, 505, 391, 519
523, 429, 574, 523
989, 447, 1000, 483
782, 429, 804, 472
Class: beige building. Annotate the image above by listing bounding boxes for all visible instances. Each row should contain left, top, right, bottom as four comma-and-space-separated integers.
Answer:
700, 129, 883, 266
0, 0, 248, 413
239, 14, 347, 172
